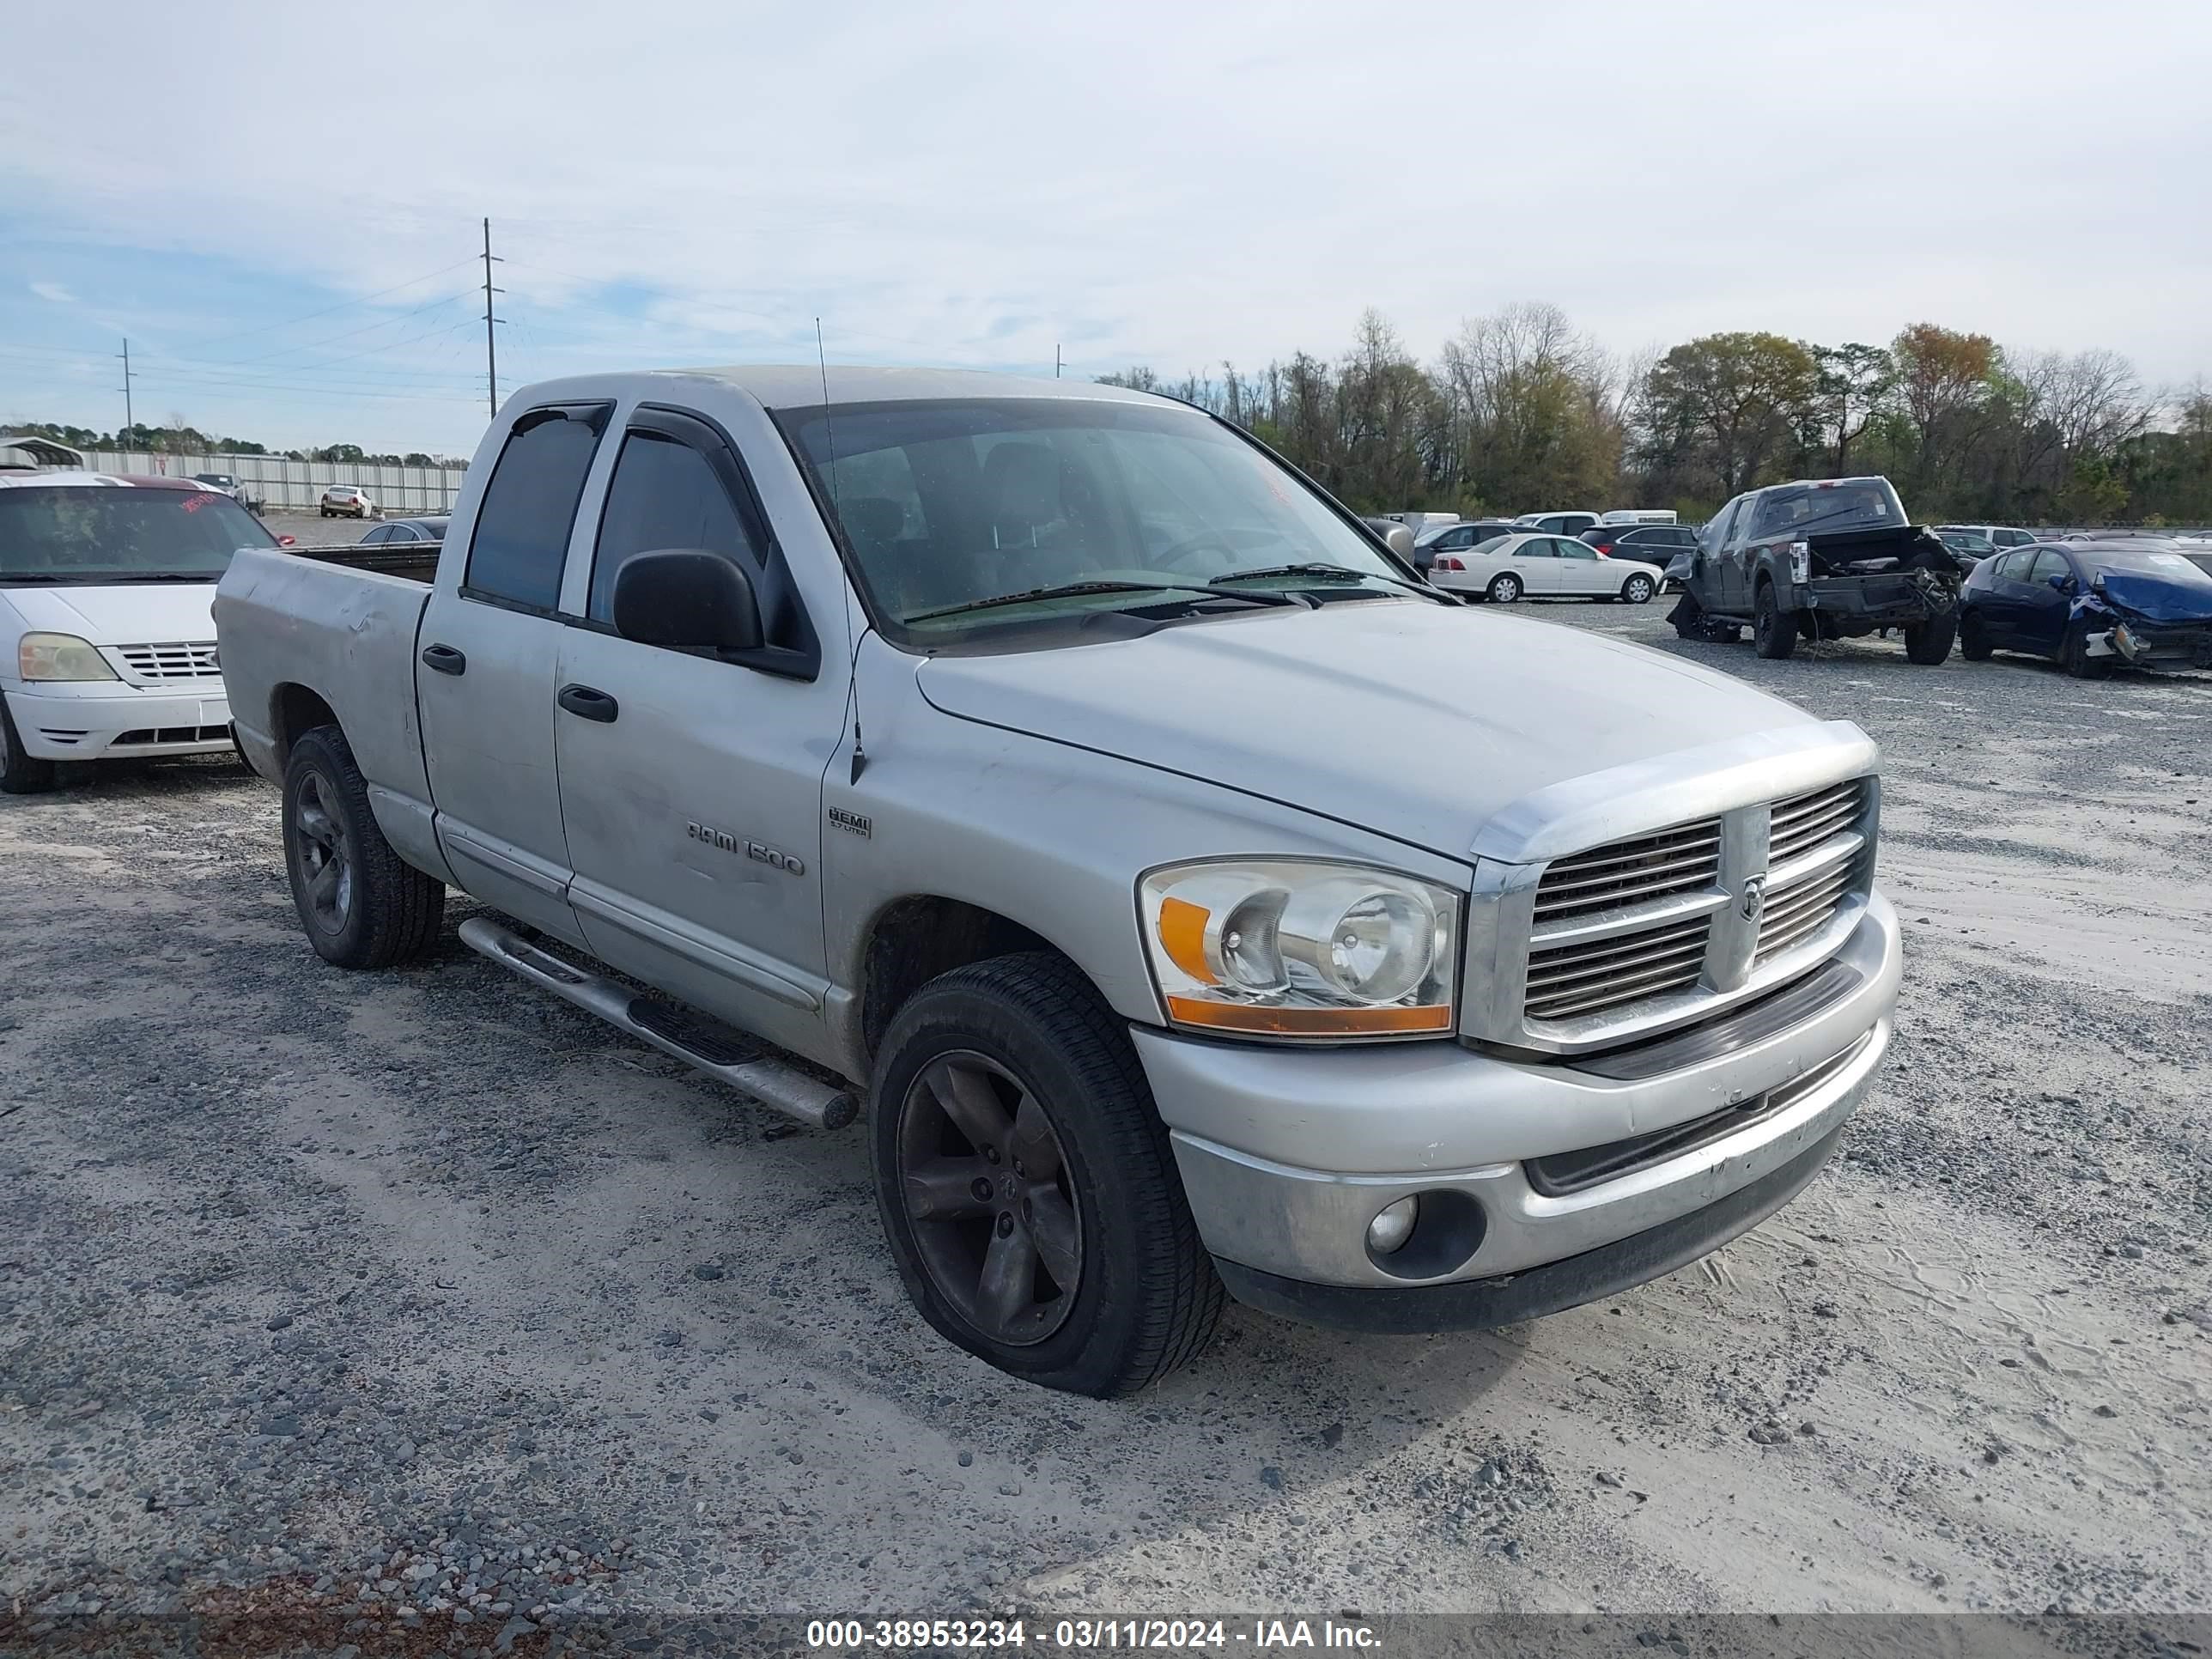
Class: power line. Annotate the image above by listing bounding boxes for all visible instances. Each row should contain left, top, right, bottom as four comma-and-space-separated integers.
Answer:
174, 257, 479, 353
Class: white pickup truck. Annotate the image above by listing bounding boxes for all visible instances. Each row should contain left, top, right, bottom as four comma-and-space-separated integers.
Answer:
215, 367, 1901, 1395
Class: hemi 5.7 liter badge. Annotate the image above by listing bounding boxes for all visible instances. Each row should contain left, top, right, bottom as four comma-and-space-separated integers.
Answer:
828, 807, 872, 838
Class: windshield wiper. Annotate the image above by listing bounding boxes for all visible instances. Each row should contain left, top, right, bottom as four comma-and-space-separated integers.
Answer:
907, 579, 1210, 623
1209, 562, 1430, 597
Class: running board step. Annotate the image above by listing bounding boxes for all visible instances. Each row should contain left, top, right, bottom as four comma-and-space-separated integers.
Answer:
458, 916, 858, 1131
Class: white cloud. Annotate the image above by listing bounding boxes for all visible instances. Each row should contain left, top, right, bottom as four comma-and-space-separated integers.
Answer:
29, 281, 73, 303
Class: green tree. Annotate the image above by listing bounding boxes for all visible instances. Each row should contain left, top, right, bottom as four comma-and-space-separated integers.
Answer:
1638, 332, 1820, 498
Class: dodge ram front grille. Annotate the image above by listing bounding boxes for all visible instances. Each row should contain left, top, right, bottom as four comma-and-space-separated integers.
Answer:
116, 641, 222, 680
1510, 775, 1874, 1035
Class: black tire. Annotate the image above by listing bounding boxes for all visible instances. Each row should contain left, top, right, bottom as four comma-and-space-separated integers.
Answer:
871, 951, 1224, 1396
2060, 620, 2109, 680
1668, 590, 1708, 640
1903, 613, 1956, 665
1959, 610, 1994, 662
1622, 572, 1656, 605
0, 693, 58, 795
1753, 582, 1797, 659
1486, 572, 1522, 603
320, 507, 333, 518
282, 725, 444, 969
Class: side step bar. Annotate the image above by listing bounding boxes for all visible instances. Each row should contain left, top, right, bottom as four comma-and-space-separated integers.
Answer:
459, 916, 858, 1131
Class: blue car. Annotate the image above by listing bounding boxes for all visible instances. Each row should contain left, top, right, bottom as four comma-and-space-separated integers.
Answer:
1958, 541, 2212, 678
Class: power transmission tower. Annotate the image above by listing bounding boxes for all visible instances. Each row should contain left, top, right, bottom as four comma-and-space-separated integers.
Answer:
482, 218, 505, 418
117, 338, 134, 434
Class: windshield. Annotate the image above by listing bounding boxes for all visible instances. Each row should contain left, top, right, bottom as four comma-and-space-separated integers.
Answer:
2087, 548, 2212, 580
0, 487, 276, 582
775, 398, 1411, 637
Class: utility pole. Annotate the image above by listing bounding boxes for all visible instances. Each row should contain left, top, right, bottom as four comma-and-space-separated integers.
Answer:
117, 337, 134, 435
482, 217, 505, 418
1055, 343, 1062, 380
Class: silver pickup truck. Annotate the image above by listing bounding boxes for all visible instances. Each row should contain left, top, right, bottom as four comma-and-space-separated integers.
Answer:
215, 367, 1901, 1396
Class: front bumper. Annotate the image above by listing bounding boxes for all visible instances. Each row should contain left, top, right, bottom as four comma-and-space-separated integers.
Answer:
1138, 892, 1899, 1327
3, 680, 233, 760
2091, 617, 2212, 671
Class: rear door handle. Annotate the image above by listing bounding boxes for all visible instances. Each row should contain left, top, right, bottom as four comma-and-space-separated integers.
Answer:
420, 643, 466, 676
557, 684, 619, 723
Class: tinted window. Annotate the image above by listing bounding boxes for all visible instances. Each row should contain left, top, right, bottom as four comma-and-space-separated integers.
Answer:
360, 524, 390, 544
464, 406, 610, 611
1749, 480, 1905, 540
588, 429, 769, 623
1992, 550, 2033, 580
1557, 538, 1598, 560
2027, 550, 2072, 584
1516, 538, 1553, 557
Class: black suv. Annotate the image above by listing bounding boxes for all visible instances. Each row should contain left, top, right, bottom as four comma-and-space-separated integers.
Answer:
1580, 523, 1700, 574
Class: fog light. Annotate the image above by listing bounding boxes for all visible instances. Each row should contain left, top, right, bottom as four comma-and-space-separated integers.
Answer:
1366, 1195, 1419, 1255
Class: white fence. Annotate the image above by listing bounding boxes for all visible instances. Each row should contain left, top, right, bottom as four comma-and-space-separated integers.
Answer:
79, 451, 468, 514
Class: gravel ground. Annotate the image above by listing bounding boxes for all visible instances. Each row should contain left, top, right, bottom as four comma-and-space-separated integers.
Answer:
2, 568, 2207, 1653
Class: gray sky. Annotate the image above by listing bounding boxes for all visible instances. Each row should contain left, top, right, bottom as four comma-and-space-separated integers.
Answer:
4, 0, 2209, 453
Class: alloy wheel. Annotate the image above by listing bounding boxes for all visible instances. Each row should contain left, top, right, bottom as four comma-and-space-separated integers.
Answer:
896, 1050, 1083, 1346
291, 771, 355, 933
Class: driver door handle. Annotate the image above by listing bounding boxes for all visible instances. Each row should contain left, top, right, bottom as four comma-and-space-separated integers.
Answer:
557, 684, 619, 724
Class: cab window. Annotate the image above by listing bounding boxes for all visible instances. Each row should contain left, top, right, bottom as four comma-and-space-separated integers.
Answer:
464, 404, 611, 612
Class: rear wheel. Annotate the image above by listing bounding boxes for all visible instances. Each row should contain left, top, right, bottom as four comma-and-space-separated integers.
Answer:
1753, 583, 1797, 659
1903, 613, 1956, 665
2060, 620, 2109, 680
0, 694, 58, 795
1622, 572, 1656, 605
1959, 611, 1994, 662
1486, 572, 1522, 603
872, 952, 1223, 1396
283, 725, 445, 968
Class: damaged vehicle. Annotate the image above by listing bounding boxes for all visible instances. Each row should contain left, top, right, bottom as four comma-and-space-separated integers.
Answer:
1669, 477, 1961, 665
1958, 541, 2212, 678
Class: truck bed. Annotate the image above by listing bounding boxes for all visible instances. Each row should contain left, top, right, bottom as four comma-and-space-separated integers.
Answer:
283, 540, 442, 586
212, 544, 440, 812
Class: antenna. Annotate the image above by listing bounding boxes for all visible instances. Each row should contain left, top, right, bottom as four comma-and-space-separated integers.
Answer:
817, 319, 867, 784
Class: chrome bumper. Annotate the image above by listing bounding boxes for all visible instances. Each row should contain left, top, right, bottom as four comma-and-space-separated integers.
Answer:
1137, 891, 1899, 1304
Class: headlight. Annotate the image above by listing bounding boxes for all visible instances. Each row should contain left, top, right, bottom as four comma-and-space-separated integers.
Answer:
1139, 860, 1458, 1038
17, 633, 118, 682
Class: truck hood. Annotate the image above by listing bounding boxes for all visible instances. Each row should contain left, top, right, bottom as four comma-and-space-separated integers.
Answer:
2092, 569, 2212, 625
915, 600, 1821, 860
2, 581, 220, 645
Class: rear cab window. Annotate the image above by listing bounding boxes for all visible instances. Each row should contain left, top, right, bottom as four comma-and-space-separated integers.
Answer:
462, 405, 612, 611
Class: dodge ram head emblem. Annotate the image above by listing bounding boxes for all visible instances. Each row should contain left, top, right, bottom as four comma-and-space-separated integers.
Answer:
1738, 874, 1766, 923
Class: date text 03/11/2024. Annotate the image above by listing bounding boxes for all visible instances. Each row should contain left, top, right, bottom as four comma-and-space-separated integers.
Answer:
805, 1619, 1383, 1650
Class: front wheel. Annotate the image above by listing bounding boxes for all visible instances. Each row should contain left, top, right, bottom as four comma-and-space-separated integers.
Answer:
2060, 619, 2109, 680
1622, 573, 1656, 605
1903, 614, 1956, 665
283, 725, 445, 968
1486, 573, 1522, 603
1753, 583, 1797, 659
0, 693, 58, 795
872, 952, 1223, 1396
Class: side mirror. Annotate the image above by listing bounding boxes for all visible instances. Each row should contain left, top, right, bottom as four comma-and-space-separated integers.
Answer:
2046, 573, 2071, 592
612, 550, 763, 653
1383, 524, 1416, 560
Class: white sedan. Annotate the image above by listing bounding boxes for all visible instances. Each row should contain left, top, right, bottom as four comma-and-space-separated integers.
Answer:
1429, 532, 1664, 605
319, 484, 380, 520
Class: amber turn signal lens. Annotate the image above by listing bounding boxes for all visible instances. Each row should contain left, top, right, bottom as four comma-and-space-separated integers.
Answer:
1163, 996, 1453, 1036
